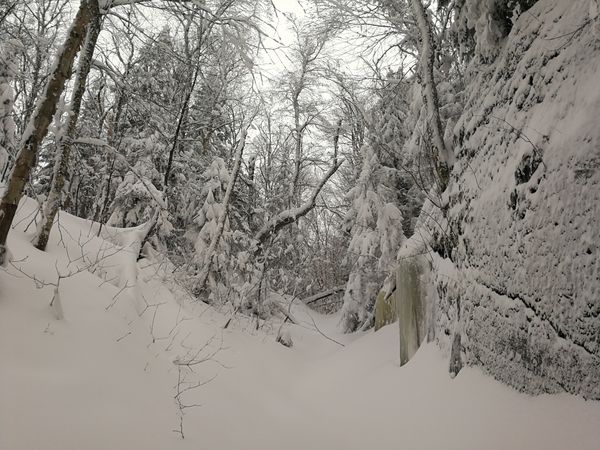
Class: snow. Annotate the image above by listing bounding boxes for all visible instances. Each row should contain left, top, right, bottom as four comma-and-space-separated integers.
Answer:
1, 198, 600, 449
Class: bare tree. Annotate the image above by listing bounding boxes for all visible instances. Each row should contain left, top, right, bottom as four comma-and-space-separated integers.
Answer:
286, 21, 329, 207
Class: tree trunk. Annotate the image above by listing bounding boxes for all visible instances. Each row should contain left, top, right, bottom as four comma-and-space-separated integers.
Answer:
289, 93, 303, 207
34, 5, 101, 251
409, 0, 452, 190
0, 0, 98, 263
164, 63, 200, 189
95, 68, 128, 234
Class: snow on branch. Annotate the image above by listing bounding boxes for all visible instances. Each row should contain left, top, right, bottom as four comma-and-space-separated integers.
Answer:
74, 137, 167, 210
100, 0, 154, 11
253, 159, 344, 248
101, 0, 223, 19
302, 285, 345, 305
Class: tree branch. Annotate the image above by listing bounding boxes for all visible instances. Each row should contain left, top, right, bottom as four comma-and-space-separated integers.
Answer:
253, 159, 344, 248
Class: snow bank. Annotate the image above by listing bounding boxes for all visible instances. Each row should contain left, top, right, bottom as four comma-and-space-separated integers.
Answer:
1, 197, 600, 449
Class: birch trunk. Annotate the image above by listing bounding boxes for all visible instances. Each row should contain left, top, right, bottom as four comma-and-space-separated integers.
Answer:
34, 6, 101, 251
0, 0, 98, 262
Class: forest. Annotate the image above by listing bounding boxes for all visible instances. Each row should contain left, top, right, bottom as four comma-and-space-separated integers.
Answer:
1, 0, 599, 449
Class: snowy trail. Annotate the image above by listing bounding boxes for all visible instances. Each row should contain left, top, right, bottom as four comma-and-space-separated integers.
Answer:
191, 318, 600, 450
1, 201, 600, 450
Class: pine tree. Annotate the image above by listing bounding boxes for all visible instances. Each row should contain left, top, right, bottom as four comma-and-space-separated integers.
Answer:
193, 157, 231, 265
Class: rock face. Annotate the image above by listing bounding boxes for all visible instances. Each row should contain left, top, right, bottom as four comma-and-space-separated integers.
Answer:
429, 0, 600, 398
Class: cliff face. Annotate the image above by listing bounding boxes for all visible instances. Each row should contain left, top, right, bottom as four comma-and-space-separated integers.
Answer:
428, 0, 600, 398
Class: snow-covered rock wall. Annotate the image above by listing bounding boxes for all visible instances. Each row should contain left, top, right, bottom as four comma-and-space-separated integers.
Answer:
430, 0, 600, 398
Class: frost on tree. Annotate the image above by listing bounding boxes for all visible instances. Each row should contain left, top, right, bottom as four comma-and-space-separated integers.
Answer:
377, 79, 429, 236
0, 0, 98, 263
339, 72, 440, 333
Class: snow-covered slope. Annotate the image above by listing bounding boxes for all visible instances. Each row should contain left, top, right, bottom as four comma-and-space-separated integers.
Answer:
430, 0, 600, 398
1, 199, 600, 449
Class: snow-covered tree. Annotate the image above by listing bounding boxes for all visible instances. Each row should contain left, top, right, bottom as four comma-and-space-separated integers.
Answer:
339, 143, 405, 332
193, 158, 231, 263
4, 0, 71, 133
35, 11, 102, 251
107, 135, 165, 228
193, 129, 249, 304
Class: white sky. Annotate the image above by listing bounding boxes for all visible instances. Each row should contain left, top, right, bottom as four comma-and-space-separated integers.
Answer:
256, 0, 306, 79
272, 0, 305, 15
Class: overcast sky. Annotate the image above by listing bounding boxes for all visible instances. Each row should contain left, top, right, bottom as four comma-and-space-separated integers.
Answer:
256, 0, 306, 80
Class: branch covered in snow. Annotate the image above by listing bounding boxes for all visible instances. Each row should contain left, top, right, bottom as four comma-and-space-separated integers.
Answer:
99, 0, 153, 11
253, 159, 344, 248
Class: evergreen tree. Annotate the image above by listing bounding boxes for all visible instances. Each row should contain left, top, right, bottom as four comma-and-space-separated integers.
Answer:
340, 142, 405, 332
107, 134, 165, 228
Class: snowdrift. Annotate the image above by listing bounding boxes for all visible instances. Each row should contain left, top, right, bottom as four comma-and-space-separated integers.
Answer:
1, 198, 600, 449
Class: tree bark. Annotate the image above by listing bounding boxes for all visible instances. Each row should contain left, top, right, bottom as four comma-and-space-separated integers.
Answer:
34, 3, 101, 251
409, 0, 452, 190
0, 0, 98, 263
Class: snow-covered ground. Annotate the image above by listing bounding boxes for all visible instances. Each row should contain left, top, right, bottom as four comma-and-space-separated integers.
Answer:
1, 200, 600, 450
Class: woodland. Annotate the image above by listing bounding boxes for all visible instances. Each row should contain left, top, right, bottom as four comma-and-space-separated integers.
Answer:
1, 1, 599, 449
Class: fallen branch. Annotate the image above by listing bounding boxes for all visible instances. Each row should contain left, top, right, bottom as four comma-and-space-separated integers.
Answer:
302, 285, 345, 305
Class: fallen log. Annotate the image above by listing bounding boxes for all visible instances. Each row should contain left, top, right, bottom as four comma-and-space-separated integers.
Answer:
303, 286, 345, 305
